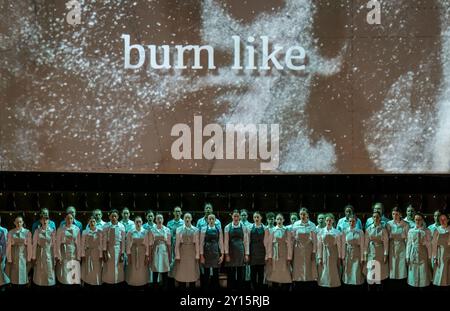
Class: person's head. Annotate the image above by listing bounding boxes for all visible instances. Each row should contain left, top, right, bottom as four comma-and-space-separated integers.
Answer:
121, 207, 130, 221
344, 205, 354, 219
88, 216, 97, 230
317, 213, 326, 227
290, 212, 298, 224
134, 216, 143, 230
184, 213, 192, 226
266, 212, 275, 226
325, 214, 334, 228
40, 214, 49, 228
92, 209, 103, 222
207, 214, 216, 226
414, 212, 424, 228
65, 213, 74, 226
406, 205, 415, 219
66, 206, 76, 218
276, 213, 284, 226
204, 203, 213, 216
109, 209, 119, 224
299, 207, 309, 222
14, 215, 24, 229
40, 208, 50, 219
434, 210, 442, 224
240, 209, 249, 222
391, 206, 401, 222
348, 215, 356, 229
373, 202, 383, 215
145, 210, 154, 224
372, 211, 381, 225
253, 211, 262, 225
231, 209, 240, 224
155, 213, 164, 226
439, 213, 448, 227
173, 206, 182, 219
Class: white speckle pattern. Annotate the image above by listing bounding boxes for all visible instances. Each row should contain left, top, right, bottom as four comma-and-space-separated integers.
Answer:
364, 0, 449, 173
432, 0, 450, 171
200, 0, 346, 172
365, 72, 435, 172
1, 0, 450, 173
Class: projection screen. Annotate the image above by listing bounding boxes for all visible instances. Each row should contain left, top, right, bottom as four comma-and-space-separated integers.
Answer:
1, 0, 449, 174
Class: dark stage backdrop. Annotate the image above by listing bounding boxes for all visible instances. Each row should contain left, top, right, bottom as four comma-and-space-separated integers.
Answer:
0, 173, 448, 218
1, 0, 450, 173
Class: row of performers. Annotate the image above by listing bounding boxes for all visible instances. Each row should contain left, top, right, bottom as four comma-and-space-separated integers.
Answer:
0, 205, 449, 291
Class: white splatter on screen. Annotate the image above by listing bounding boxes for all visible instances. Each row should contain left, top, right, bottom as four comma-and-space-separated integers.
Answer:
0, 0, 449, 173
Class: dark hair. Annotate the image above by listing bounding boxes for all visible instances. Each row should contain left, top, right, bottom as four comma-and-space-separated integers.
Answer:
266, 212, 275, 219
391, 206, 401, 213
253, 211, 262, 217
109, 209, 119, 216
145, 210, 154, 217
344, 205, 354, 212
299, 207, 309, 214
231, 209, 240, 216
414, 212, 424, 219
